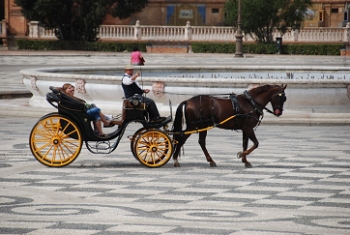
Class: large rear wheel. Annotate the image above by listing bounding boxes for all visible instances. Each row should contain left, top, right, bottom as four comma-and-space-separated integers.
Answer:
29, 114, 83, 167
133, 129, 173, 168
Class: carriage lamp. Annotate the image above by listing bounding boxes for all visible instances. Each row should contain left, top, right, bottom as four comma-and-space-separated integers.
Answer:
130, 95, 141, 107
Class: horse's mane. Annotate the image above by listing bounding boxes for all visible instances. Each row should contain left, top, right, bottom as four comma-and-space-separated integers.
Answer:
249, 84, 278, 95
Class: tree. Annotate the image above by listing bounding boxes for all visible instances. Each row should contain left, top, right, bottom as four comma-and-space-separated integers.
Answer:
15, 0, 149, 41
224, 0, 311, 43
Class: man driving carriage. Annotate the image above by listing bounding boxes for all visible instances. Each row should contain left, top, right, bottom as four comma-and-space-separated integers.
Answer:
121, 64, 165, 123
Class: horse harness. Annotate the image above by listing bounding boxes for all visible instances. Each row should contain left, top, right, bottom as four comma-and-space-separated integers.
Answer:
229, 94, 240, 113
243, 89, 286, 116
196, 94, 247, 130
243, 90, 264, 116
193, 88, 286, 130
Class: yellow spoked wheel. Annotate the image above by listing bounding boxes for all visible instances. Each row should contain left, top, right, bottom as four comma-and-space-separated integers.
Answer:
29, 114, 83, 167
133, 129, 173, 168
130, 128, 147, 160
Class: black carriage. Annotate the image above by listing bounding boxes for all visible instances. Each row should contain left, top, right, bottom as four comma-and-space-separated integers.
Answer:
29, 86, 174, 168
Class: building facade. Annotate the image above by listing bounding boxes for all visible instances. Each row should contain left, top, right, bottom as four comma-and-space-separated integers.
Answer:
303, 0, 350, 27
1, 0, 350, 37
103, 0, 226, 26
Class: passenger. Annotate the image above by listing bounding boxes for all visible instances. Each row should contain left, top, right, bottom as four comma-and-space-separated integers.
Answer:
121, 65, 165, 123
61, 83, 111, 137
130, 47, 145, 66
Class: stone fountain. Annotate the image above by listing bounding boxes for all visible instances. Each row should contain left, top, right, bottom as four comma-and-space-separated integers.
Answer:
21, 65, 350, 114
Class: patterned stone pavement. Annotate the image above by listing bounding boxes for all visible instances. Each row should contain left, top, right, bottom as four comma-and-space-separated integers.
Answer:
1, 116, 350, 235
1, 51, 350, 234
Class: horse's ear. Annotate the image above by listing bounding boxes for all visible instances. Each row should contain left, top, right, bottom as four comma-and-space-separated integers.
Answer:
282, 84, 287, 90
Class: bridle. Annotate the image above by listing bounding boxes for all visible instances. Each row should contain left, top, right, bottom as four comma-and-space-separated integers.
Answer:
244, 88, 286, 116
268, 89, 287, 115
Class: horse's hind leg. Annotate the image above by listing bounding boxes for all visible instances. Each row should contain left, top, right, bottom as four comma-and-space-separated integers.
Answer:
173, 134, 191, 167
238, 130, 258, 168
198, 131, 217, 167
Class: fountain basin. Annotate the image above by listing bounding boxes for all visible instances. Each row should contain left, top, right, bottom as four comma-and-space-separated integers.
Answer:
21, 65, 350, 114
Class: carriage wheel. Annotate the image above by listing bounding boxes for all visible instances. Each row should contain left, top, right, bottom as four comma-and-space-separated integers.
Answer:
29, 114, 83, 167
133, 129, 173, 168
130, 128, 147, 159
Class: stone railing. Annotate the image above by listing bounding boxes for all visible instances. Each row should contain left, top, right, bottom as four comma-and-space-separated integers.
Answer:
1, 19, 8, 49
27, 20, 350, 43
28, 21, 56, 39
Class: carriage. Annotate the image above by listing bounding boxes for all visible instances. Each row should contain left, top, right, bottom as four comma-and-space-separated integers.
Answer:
29, 84, 287, 168
29, 86, 174, 168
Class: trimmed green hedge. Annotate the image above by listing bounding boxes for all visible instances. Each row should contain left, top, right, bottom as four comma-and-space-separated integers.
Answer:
191, 42, 343, 55
17, 39, 147, 52
17, 39, 343, 55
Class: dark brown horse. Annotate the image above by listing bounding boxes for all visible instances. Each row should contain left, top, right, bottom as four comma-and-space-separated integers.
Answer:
171, 84, 287, 168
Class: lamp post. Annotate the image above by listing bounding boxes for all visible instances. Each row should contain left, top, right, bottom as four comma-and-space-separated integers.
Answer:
235, 0, 243, 58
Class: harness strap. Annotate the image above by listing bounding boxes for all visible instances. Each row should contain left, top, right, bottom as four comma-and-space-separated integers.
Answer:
244, 90, 279, 116
243, 90, 263, 116
199, 95, 203, 121
229, 94, 240, 113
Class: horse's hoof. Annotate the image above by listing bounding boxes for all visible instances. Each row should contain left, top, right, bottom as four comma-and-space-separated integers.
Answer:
174, 162, 181, 167
245, 162, 253, 168
210, 162, 217, 167
237, 152, 243, 159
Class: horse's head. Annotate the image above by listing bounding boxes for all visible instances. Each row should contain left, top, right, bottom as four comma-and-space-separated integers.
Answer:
270, 84, 287, 116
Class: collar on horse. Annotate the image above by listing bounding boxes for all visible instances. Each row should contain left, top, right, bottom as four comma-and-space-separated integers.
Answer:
243, 90, 276, 116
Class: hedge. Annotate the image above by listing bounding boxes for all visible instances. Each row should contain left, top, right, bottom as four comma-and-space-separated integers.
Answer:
17, 39, 343, 55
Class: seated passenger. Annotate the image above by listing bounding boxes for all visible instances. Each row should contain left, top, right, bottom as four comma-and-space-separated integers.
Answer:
121, 64, 165, 123
61, 83, 111, 137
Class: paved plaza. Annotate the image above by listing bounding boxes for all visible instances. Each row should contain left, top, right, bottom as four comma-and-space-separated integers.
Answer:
0, 51, 350, 234
0, 117, 350, 234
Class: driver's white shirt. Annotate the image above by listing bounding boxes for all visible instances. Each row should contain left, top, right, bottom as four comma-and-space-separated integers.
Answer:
122, 73, 141, 87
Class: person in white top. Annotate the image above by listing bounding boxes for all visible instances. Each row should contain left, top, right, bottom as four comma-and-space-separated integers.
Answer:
121, 64, 165, 123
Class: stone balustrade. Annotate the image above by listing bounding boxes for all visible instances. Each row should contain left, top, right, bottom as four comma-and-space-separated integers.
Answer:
27, 21, 350, 44
1, 19, 8, 49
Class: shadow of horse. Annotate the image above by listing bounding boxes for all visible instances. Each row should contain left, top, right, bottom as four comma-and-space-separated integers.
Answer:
171, 84, 287, 168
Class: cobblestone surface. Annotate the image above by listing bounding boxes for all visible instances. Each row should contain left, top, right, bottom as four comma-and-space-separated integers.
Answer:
0, 51, 350, 234
0, 117, 350, 234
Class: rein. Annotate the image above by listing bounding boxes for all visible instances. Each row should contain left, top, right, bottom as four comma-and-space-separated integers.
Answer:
243, 90, 278, 116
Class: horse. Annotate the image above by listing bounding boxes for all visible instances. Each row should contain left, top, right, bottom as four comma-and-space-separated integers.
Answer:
171, 84, 287, 168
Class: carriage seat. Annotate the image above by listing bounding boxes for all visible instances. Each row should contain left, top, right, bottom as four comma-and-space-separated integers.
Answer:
122, 95, 148, 121
46, 87, 90, 120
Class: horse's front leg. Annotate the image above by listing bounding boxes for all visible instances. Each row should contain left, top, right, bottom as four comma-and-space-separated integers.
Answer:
198, 131, 217, 167
238, 130, 258, 168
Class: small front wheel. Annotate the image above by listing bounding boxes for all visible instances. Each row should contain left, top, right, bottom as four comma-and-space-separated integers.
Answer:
29, 114, 83, 167
133, 129, 173, 168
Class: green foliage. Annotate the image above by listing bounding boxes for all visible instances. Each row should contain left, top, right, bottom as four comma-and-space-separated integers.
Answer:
17, 39, 342, 56
109, 1, 149, 19
191, 42, 342, 55
17, 39, 147, 52
284, 44, 343, 55
191, 43, 235, 53
224, 0, 311, 43
14, 0, 149, 41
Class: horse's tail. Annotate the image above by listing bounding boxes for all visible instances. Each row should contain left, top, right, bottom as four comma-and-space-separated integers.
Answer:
172, 100, 187, 149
